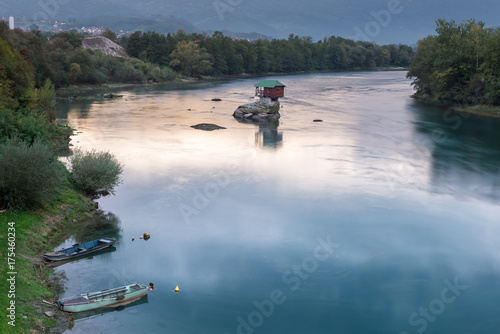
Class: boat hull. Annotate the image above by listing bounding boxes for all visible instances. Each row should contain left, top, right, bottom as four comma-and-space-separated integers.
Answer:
42, 238, 116, 262
57, 283, 150, 313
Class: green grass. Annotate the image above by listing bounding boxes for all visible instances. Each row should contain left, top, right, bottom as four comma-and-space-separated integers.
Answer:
452, 105, 500, 117
0, 181, 95, 333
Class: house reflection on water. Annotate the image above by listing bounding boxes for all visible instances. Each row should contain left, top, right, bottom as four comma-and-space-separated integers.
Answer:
233, 117, 283, 148
254, 120, 283, 149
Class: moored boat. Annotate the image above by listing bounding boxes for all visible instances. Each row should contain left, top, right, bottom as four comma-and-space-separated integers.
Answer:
57, 283, 154, 313
42, 238, 116, 262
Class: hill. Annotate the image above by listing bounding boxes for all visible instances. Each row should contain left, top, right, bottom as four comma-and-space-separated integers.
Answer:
2, 0, 500, 43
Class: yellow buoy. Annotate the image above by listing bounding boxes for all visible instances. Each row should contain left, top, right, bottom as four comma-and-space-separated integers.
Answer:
143, 232, 150, 240
174, 285, 180, 293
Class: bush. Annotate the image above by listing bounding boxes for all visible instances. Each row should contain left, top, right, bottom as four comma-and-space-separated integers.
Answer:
69, 148, 123, 196
0, 137, 63, 209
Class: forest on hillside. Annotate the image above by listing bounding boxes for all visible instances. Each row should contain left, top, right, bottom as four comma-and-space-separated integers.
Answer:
1, 19, 413, 88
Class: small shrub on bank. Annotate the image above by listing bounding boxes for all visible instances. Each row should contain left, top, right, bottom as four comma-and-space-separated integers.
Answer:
0, 137, 63, 209
69, 148, 123, 196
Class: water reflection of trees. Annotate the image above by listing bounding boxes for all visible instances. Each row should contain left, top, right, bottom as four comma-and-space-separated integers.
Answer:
56, 100, 94, 120
73, 211, 123, 243
412, 105, 500, 201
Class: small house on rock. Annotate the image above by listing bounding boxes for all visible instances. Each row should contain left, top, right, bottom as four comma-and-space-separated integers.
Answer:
254, 80, 285, 100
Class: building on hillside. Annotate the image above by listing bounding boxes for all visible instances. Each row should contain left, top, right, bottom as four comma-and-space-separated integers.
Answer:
9, 16, 14, 30
254, 80, 286, 101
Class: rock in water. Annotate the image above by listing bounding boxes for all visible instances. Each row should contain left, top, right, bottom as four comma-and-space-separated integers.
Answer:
191, 123, 227, 131
233, 100, 280, 120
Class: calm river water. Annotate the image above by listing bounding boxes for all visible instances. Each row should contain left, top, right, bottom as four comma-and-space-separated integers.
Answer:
56, 71, 500, 334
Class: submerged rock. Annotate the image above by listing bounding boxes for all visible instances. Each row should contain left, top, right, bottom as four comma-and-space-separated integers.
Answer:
102, 93, 123, 99
233, 100, 280, 120
191, 123, 227, 131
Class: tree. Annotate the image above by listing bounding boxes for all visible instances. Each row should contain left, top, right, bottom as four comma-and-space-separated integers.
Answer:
53, 29, 83, 49
67, 63, 83, 84
126, 31, 143, 58
169, 41, 212, 77
0, 37, 34, 111
0, 137, 63, 209
101, 28, 117, 43
34, 78, 56, 121
69, 148, 123, 196
408, 19, 498, 105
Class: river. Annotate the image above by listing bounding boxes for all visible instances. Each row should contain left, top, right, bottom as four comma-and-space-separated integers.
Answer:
55, 71, 500, 334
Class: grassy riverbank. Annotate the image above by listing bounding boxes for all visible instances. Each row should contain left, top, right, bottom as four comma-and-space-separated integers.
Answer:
413, 95, 500, 118
0, 181, 97, 333
451, 105, 500, 118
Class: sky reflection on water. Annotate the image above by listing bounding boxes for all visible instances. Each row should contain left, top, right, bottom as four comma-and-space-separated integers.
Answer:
56, 72, 500, 334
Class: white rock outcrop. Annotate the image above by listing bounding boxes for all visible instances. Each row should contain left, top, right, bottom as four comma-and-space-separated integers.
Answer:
82, 36, 129, 59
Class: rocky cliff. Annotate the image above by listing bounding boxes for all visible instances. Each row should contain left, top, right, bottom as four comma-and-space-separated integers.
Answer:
82, 36, 129, 59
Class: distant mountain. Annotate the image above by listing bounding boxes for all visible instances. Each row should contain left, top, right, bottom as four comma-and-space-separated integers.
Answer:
2, 0, 499, 44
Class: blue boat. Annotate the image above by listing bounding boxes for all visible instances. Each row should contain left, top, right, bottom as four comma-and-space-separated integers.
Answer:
42, 238, 116, 262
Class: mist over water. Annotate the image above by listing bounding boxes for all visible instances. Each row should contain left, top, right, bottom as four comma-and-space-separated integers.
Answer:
56, 71, 500, 334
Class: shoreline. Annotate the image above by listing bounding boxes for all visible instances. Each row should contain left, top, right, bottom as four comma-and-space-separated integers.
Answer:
0, 189, 100, 333
55, 66, 410, 97
412, 95, 500, 118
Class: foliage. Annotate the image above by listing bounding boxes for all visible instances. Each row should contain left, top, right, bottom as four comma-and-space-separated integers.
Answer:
169, 41, 213, 77
0, 21, 171, 87
0, 37, 35, 110
128, 30, 413, 76
0, 137, 63, 210
0, 37, 57, 145
101, 28, 117, 42
33, 78, 56, 122
407, 19, 500, 105
1, 20, 414, 88
69, 148, 123, 196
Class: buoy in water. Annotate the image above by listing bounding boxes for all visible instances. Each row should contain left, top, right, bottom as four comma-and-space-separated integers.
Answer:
143, 232, 150, 240
131, 237, 135, 241
174, 285, 179, 293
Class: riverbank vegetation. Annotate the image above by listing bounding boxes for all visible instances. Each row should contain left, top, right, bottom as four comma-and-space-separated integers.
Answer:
407, 19, 500, 115
1, 32, 124, 333
0, 22, 172, 88
1, 19, 413, 90
125, 30, 414, 77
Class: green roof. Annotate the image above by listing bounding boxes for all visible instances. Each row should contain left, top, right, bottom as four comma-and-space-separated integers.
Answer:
254, 80, 286, 88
